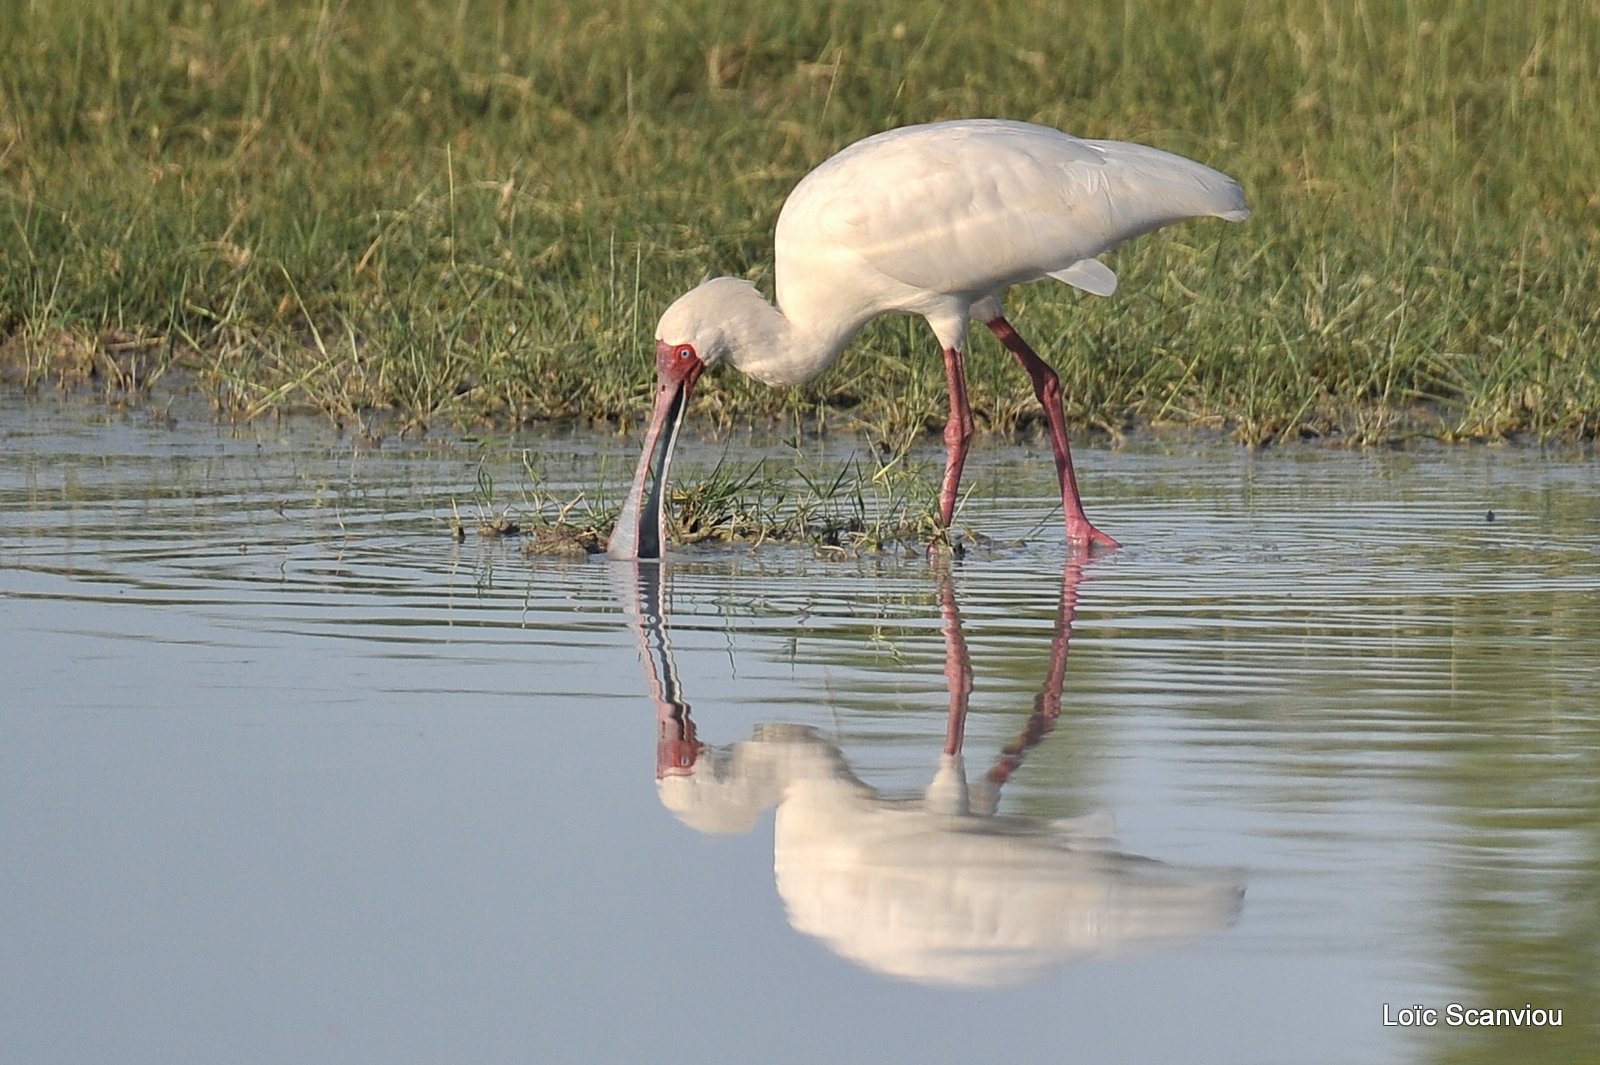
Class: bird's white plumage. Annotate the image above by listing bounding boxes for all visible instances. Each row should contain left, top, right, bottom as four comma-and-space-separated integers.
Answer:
1049, 258, 1118, 296
655, 120, 1248, 383
769, 119, 1248, 354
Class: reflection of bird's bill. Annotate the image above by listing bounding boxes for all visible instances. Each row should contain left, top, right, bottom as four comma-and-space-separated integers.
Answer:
610, 558, 699, 778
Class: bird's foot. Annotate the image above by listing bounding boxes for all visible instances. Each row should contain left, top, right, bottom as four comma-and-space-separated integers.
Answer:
1067, 519, 1120, 553
925, 532, 966, 561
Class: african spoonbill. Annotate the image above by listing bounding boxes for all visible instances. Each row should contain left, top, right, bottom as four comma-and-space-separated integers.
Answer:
608, 119, 1250, 559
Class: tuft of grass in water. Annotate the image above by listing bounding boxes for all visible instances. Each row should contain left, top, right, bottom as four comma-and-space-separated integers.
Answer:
447, 457, 522, 542
515, 435, 948, 556
2, 0, 1598, 443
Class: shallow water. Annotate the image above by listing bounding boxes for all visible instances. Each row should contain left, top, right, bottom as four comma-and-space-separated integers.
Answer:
3, 399, 1598, 1065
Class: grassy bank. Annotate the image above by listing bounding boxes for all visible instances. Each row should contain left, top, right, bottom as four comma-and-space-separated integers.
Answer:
2, 0, 1597, 443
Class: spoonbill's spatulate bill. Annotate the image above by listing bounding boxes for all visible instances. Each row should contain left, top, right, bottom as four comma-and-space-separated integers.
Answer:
608, 119, 1250, 560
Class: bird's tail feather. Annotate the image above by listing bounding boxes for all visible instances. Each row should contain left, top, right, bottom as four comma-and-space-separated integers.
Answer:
1091, 140, 1251, 233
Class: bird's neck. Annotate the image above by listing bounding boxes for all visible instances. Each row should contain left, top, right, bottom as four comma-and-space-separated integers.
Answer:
722, 290, 861, 388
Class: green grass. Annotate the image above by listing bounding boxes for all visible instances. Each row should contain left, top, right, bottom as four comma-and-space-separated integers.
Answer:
3, 0, 1598, 443
486, 434, 949, 556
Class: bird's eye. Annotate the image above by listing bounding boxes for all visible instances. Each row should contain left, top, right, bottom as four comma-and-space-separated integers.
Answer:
675, 344, 696, 361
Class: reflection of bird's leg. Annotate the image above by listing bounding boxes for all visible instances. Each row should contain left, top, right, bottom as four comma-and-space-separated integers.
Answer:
926, 568, 975, 816
984, 316, 1119, 550
939, 570, 973, 757
978, 560, 1088, 806
1034, 556, 1085, 720
938, 345, 976, 529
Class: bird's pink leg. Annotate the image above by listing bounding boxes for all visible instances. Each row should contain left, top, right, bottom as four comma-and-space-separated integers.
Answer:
938, 345, 976, 529
985, 316, 1119, 549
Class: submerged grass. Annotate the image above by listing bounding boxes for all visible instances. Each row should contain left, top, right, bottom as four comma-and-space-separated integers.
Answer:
503, 435, 948, 557
3, 0, 1599, 444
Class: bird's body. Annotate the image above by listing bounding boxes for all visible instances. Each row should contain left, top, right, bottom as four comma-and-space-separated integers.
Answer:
609, 119, 1249, 560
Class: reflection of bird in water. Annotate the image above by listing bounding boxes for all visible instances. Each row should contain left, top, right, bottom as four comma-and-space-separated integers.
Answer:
619, 561, 1244, 987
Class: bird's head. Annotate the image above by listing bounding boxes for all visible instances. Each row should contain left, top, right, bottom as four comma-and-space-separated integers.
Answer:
608, 278, 762, 560
652, 276, 764, 371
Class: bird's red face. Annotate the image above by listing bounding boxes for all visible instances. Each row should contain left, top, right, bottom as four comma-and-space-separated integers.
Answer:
607, 340, 706, 560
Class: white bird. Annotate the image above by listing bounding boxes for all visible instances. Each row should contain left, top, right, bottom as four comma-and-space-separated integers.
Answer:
608, 119, 1250, 560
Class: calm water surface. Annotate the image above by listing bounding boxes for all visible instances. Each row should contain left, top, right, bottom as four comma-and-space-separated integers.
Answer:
3, 400, 1598, 1065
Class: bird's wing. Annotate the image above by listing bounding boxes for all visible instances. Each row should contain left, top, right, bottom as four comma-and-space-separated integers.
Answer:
782, 121, 1243, 301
